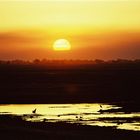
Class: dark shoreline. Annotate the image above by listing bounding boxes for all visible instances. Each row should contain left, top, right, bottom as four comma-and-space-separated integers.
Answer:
0, 114, 140, 140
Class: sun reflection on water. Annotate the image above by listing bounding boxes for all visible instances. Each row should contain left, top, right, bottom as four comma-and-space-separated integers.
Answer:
0, 104, 140, 131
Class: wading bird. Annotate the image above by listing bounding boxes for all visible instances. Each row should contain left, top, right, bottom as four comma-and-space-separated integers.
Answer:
32, 109, 36, 114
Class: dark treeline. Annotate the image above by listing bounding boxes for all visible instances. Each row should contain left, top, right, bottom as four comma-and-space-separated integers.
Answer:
1, 59, 140, 66
0, 59, 140, 103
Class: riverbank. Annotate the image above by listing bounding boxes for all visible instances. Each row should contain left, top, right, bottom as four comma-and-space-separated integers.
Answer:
0, 114, 140, 140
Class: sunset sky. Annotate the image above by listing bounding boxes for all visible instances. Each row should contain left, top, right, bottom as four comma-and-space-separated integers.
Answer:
0, 0, 140, 60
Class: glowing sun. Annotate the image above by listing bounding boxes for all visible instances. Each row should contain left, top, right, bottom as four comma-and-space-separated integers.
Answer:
53, 39, 71, 51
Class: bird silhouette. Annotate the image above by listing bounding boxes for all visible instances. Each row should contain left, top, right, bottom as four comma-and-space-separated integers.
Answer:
79, 116, 83, 121
32, 108, 36, 114
76, 115, 83, 120
98, 105, 103, 113
43, 118, 47, 122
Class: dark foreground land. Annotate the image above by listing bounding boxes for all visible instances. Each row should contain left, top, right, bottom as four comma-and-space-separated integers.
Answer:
0, 115, 140, 140
0, 59, 140, 103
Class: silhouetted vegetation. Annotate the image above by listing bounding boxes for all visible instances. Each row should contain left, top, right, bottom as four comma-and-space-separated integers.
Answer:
0, 59, 140, 103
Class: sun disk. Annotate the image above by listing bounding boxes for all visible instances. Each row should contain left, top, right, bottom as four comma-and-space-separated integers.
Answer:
53, 39, 71, 51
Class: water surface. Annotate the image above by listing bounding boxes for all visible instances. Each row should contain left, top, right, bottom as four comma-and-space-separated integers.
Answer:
0, 104, 140, 131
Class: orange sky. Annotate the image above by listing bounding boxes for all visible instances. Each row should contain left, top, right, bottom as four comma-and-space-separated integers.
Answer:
0, 0, 140, 60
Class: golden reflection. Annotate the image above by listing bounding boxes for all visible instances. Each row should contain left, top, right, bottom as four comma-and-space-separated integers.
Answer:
0, 104, 140, 131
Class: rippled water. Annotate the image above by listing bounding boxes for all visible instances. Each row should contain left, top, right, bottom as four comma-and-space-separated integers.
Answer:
0, 104, 140, 131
